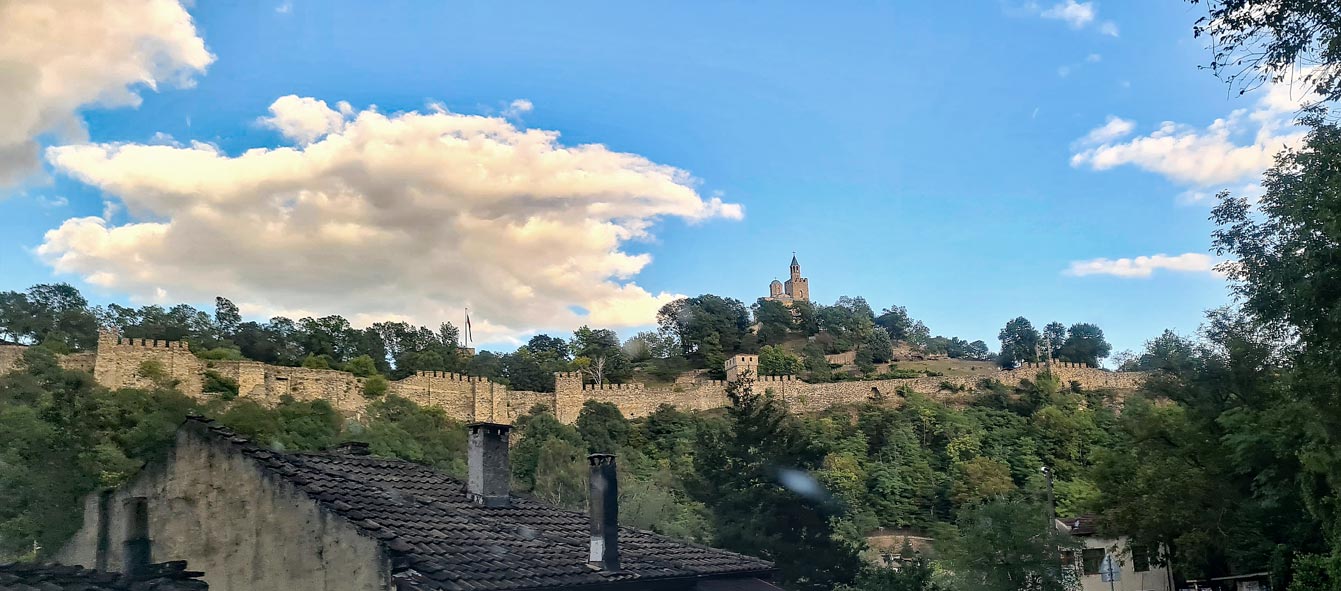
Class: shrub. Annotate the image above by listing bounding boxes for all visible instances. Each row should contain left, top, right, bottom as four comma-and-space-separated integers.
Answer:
202, 370, 240, 400
137, 360, 166, 381
198, 347, 244, 361
302, 354, 333, 370
363, 375, 390, 398
345, 354, 379, 377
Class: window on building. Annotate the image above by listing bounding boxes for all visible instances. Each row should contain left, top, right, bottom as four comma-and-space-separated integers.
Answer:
1132, 544, 1153, 572
1082, 548, 1106, 575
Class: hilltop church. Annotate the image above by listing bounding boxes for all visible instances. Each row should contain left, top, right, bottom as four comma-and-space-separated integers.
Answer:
764, 254, 810, 306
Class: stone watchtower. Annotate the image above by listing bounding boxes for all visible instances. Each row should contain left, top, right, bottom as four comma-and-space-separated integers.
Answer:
764, 253, 810, 306
784, 254, 809, 302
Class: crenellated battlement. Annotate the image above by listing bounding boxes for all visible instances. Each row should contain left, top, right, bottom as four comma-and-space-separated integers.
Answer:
1020, 361, 1090, 369
757, 375, 795, 382
554, 371, 583, 379
103, 336, 190, 350
414, 370, 491, 384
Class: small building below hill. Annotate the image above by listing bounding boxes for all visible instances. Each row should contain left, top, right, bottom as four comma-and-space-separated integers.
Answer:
55, 417, 777, 591
1059, 515, 1173, 591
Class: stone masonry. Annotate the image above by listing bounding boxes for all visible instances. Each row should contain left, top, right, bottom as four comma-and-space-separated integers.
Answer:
0, 335, 1148, 426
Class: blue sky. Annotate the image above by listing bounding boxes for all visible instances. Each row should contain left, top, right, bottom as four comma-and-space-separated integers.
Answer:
1, 1, 1301, 359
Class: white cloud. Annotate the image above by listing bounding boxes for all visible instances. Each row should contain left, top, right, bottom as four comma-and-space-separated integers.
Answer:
1030, 1, 1117, 36
1077, 115, 1135, 145
37, 195, 69, 208
276, 1, 292, 14
503, 99, 534, 119
41, 97, 743, 342
1071, 77, 1315, 192
1086, 53, 1102, 63
260, 95, 348, 145
1065, 253, 1220, 278
1058, 66, 1072, 78
1041, 0, 1096, 28
0, 0, 212, 188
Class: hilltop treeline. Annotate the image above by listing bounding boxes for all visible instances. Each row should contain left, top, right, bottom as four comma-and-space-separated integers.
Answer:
0, 285, 1115, 393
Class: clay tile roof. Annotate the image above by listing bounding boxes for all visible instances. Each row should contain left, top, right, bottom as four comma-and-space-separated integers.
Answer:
181, 416, 773, 591
0, 561, 208, 591
1064, 515, 1100, 536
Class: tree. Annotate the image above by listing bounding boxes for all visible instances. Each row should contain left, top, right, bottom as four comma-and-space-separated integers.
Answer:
1042, 322, 1066, 359
950, 456, 1017, 506
345, 354, 379, 377
998, 317, 1040, 367
700, 332, 727, 380
753, 299, 793, 346
875, 306, 915, 342
803, 343, 832, 382
792, 301, 820, 335
758, 345, 802, 376
865, 329, 893, 364
214, 297, 242, 340
527, 334, 570, 361
623, 331, 675, 361
1058, 323, 1112, 367
571, 326, 631, 384
1210, 115, 1341, 561
965, 340, 991, 361
575, 400, 630, 454
657, 295, 752, 359
1189, 0, 1341, 102
939, 499, 1081, 591
840, 554, 948, 591
0, 284, 99, 350
690, 372, 864, 590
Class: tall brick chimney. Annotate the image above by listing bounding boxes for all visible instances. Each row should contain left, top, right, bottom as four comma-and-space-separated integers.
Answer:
467, 422, 511, 507
587, 453, 620, 571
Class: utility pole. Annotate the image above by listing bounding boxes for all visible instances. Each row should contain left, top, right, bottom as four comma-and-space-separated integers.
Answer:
1041, 465, 1056, 526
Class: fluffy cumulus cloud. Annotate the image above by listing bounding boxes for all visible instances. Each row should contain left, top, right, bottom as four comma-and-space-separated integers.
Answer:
1065, 253, 1220, 278
0, 0, 212, 187
1070, 78, 1316, 195
40, 97, 743, 342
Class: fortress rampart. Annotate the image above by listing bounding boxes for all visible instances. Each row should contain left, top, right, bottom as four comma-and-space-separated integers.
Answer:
0, 336, 1149, 425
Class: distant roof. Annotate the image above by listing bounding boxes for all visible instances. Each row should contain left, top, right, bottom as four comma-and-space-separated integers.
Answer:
790, 254, 798, 266
1061, 515, 1099, 536
182, 417, 773, 591
0, 561, 207, 591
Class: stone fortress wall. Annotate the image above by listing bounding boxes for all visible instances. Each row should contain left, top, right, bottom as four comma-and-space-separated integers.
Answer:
0, 335, 1148, 426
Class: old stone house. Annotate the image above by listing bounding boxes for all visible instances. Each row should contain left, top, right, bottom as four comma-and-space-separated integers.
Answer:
54, 417, 777, 591
1059, 515, 1173, 591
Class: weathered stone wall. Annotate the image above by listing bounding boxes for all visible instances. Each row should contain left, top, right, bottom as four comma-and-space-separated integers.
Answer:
0, 345, 24, 375
7, 336, 1147, 426
93, 333, 206, 396
56, 427, 390, 591
825, 351, 857, 365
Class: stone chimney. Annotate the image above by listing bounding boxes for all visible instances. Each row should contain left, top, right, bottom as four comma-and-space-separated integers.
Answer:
587, 453, 620, 571
467, 422, 511, 507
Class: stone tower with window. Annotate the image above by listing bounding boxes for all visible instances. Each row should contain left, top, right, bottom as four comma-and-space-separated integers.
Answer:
765, 253, 809, 306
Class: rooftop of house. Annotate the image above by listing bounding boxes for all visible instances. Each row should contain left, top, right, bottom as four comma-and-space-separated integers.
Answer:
181, 416, 774, 591
0, 561, 207, 591
1060, 515, 1099, 537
